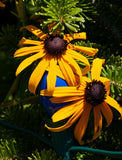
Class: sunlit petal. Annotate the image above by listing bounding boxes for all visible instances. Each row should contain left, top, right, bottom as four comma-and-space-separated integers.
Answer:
105, 96, 122, 117
100, 102, 113, 126
16, 51, 46, 76
19, 37, 44, 46
40, 86, 84, 97
74, 104, 92, 145
92, 106, 102, 140
52, 100, 83, 122
20, 25, 48, 40
47, 57, 57, 96
58, 56, 77, 86
46, 103, 84, 132
14, 46, 42, 57
99, 77, 110, 95
63, 52, 82, 82
67, 49, 90, 75
91, 58, 105, 81
68, 44, 98, 56
50, 95, 82, 103
28, 56, 49, 94
63, 32, 86, 43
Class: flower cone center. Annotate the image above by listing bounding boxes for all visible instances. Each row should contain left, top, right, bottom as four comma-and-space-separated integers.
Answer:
85, 80, 106, 106
44, 35, 67, 56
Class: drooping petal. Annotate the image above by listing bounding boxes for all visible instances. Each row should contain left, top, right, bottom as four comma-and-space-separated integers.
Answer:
52, 100, 83, 122
47, 57, 57, 96
19, 37, 44, 46
15, 51, 46, 76
28, 56, 49, 94
63, 32, 86, 43
63, 52, 82, 82
58, 56, 77, 86
100, 102, 113, 126
67, 49, 90, 75
68, 44, 98, 56
92, 106, 102, 141
14, 45, 42, 57
40, 86, 84, 97
105, 96, 122, 117
46, 102, 84, 132
99, 77, 110, 95
74, 103, 92, 145
91, 58, 105, 81
20, 25, 48, 40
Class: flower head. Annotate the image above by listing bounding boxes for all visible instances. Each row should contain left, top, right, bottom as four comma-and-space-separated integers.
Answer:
14, 25, 98, 95
40, 58, 122, 144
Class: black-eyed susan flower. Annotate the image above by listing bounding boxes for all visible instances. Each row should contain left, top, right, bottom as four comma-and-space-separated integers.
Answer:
14, 25, 98, 95
40, 58, 122, 144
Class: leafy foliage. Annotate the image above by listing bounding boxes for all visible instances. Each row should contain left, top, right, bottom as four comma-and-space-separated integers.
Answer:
0, 0, 121, 160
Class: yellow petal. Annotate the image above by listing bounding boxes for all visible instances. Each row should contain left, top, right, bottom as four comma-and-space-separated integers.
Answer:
15, 51, 46, 76
92, 106, 102, 140
105, 96, 122, 117
63, 32, 86, 43
63, 52, 82, 82
52, 100, 83, 122
99, 77, 110, 95
46, 64, 65, 80
14, 45, 42, 57
74, 103, 92, 145
50, 95, 82, 103
91, 58, 105, 81
67, 49, 90, 75
46, 102, 84, 132
41, 86, 84, 97
58, 56, 77, 86
20, 25, 48, 40
68, 44, 98, 56
47, 57, 57, 96
19, 37, 44, 46
100, 102, 113, 126
0, 1, 5, 7
28, 56, 49, 94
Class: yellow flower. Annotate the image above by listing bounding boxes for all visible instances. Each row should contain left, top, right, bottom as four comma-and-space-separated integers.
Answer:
14, 25, 98, 95
40, 58, 122, 144
0, 1, 5, 8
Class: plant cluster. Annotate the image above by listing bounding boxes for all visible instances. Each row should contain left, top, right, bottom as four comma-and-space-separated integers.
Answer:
0, 0, 121, 159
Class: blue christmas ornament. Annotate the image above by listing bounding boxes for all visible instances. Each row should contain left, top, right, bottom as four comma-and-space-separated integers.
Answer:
39, 72, 69, 116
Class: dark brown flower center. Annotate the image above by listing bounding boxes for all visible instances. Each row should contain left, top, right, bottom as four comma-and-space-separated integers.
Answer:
85, 80, 106, 106
44, 35, 68, 56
